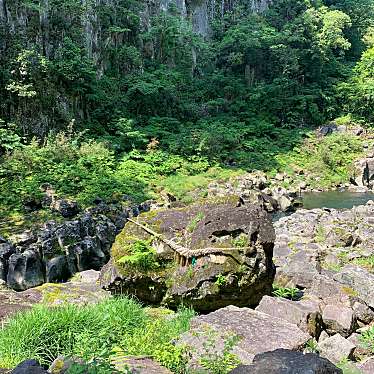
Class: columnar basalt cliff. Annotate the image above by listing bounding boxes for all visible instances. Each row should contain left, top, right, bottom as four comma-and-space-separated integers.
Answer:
0, 201, 151, 291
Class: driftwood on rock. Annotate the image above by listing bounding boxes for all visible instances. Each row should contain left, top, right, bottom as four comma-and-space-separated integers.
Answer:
127, 217, 253, 267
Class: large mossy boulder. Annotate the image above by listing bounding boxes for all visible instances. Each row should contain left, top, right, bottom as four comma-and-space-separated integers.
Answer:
100, 196, 275, 312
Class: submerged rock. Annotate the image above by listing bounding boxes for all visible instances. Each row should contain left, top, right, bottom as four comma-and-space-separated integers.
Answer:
100, 196, 275, 311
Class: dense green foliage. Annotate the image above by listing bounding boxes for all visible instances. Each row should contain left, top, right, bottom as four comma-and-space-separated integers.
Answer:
1, 0, 374, 222
0, 297, 195, 372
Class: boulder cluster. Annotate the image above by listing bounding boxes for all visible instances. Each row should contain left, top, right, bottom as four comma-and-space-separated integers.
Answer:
1, 194, 374, 373
207, 173, 302, 213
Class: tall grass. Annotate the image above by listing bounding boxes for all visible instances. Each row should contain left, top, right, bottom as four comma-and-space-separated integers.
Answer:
0, 298, 194, 370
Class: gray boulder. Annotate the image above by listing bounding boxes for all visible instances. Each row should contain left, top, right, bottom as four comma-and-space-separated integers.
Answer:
230, 349, 342, 373
7, 251, 44, 291
317, 124, 338, 137
10, 360, 48, 374
52, 199, 79, 218
318, 334, 356, 364
352, 301, 374, 325
322, 304, 356, 337
100, 197, 276, 311
357, 357, 374, 374
179, 305, 311, 366
333, 266, 374, 308
256, 296, 323, 337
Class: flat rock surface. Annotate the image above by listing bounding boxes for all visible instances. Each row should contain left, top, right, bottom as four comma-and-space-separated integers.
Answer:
255, 295, 322, 336
318, 334, 356, 364
0, 287, 41, 322
333, 266, 374, 308
0, 270, 109, 322
322, 304, 355, 337
180, 305, 311, 365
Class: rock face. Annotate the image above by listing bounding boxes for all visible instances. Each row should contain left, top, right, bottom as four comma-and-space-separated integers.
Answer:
179, 305, 311, 367
7, 250, 44, 291
318, 334, 356, 364
256, 296, 323, 337
1, 202, 148, 291
354, 156, 374, 187
0, 239, 15, 281
100, 196, 276, 311
230, 349, 342, 374
10, 360, 48, 374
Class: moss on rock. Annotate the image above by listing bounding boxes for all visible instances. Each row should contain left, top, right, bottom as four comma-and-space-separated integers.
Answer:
101, 196, 275, 312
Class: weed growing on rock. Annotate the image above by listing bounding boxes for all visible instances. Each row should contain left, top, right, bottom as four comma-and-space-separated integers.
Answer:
304, 338, 319, 354
114, 307, 195, 373
187, 212, 205, 233
352, 255, 374, 272
315, 225, 327, 243
232, 234, 249, 248
272, 285, 301, 301
215, 274, 228, 287
118, 239, 159, 271
198, 330, 240, 374
360, 326, 374, 354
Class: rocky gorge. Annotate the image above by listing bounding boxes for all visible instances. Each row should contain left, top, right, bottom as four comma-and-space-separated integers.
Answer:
1, 188, 374, 373
1, 129, 374, 373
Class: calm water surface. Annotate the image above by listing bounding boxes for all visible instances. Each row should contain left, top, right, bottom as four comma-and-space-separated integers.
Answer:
301, 191, 374, 210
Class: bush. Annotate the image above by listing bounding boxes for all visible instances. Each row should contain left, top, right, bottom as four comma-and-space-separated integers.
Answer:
114, 308, 195, 373
0, 130, 150, 216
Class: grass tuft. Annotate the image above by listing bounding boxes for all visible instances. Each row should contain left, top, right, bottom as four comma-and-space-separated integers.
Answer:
0, 297, 194, 371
